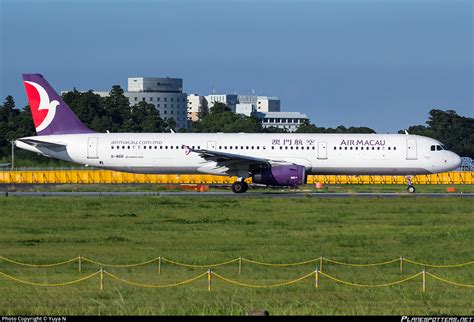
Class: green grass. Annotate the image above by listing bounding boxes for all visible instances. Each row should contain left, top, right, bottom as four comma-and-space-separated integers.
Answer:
0, 196, 473, 315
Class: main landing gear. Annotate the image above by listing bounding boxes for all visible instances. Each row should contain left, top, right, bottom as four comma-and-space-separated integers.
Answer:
406, 176, 416, 193
231, 180, 249, 193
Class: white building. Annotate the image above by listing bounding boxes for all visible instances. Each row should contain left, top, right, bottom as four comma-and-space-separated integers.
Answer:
125, 77, 188, 130
72, 77, 189, 130
257, 96, 280, 113
235, 103, 256, 116
254, 112, 308, 132
205, 94, 238, 113
187, 94, 208, 122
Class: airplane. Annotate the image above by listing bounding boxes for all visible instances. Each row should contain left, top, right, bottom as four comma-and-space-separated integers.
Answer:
15, 74, 462, 193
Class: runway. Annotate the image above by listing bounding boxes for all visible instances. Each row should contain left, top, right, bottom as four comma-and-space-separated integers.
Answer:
2, 191, 473, 198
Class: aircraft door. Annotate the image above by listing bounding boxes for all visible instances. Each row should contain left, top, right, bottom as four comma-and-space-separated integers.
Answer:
207, 141, 216, 150
87, 137, 99, 159
406, 138, 417, 160
317, 141, 328, 160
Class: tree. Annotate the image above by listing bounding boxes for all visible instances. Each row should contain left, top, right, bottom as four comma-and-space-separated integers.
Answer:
400, 109, 474, 158
191, 103, 261, 133
102, 85, 131, 132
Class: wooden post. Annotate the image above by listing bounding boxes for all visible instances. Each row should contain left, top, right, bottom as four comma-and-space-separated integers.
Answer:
422, 269, 426, 292
400, 256, 403, 273
100, 268, 104, 291
78, 255, 82, 273
207, 269, 212, 292
315, 269, 319, 289
320, 256, 323, 272
239, 257, 242, 275
158, 256, 161, 275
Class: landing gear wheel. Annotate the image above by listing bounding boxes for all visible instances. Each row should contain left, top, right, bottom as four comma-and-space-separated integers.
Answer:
407, 185, 416, 193
232, 181, 248, 193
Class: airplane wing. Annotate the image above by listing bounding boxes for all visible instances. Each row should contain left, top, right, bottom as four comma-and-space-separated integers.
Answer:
16, 138, 67, 149
183, 145, 292, 167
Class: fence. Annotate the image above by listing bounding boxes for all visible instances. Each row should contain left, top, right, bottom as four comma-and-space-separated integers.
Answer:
1, 256, 472, 291
0, 170, 472, 185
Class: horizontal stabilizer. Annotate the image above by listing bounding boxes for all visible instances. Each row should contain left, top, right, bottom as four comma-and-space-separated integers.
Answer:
16, 138, 67, 149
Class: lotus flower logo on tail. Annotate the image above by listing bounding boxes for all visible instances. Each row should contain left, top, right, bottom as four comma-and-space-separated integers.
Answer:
24, 81, 60, 132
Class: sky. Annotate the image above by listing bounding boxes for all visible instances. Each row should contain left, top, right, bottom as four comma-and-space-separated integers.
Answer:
0, 0, 472, 133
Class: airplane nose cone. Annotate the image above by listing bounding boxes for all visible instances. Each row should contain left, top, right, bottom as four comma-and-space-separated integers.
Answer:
452, 153, 462, 170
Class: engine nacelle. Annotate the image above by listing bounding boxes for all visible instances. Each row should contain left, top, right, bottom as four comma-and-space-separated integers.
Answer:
252, 165, 306, 187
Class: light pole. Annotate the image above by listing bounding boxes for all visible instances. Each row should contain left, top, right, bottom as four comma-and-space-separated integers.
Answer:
10, 140, 15, 170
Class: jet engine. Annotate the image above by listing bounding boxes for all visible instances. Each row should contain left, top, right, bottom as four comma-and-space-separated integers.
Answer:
252, 165, 306, 187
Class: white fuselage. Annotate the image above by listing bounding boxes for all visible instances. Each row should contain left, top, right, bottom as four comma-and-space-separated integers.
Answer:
16, 133, 461, 177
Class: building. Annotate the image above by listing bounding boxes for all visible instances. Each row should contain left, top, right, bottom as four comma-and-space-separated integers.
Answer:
205, 94, 238, 113
235, 103, 256, 116
235, 95, 281, 116
73, 77, 189, 130
254, 112, 308, 132
125, 77, 188, 129
256, 96, 280, 113
187, 94, 208, 122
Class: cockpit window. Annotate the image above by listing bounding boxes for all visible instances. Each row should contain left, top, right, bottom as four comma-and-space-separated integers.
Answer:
431, 144, 446, 151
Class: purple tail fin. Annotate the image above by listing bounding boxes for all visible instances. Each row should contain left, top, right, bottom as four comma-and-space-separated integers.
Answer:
22, 74, 94, 136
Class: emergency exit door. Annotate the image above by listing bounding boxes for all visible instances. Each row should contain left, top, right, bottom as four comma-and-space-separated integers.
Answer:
406, 138, 417, 160
87, 137, 99, 159
207, 141, 216, 150
317, 141, 328, 160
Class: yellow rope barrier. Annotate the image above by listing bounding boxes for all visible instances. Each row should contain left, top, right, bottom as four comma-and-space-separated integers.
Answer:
403, 259, 474, 268
0, 256, 78, 267
212, 271, 315, 288
0, 271, 99, 287
80, 257, 160, 268
425, 272, 474, 288
1, 256, 473, 270
323, 258, 400, 267
162, 257, 240, 268
104, 271, 208, 288
242, 258, 319, 267
319, 271, 422, 288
